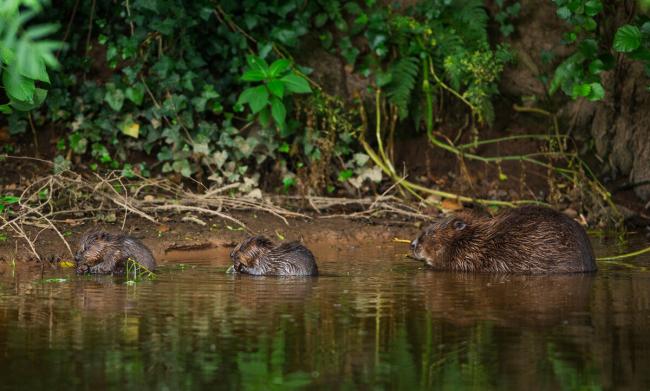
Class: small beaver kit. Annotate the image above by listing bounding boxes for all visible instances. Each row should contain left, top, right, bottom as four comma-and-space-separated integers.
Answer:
230, 235, 318, 276
411, 206, 596, 274
74, 231, 157, 275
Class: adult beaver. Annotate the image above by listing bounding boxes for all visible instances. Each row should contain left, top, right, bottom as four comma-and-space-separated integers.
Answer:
410, 206, 596, 273
230, 235, 318, 276
74, 231, 156, 275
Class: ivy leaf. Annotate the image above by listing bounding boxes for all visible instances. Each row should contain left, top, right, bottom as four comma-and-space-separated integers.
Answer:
248, 85, 269, 114
337, 169, 353, 182
269, 59, 291, 77
104, 89, 124, 111
121, 121, 140, 138
588, 59, 605, 75
571, 83, 591, 98
125, 85, 144, 105
270, 96, 286, 126
578, 39, 598, 58
613, 25, 641, 53
587, 82, 605, 101
556, 7, 571, 20
267, 79, 285, 98
584, 0, 603, 16
280, 73, 311, 94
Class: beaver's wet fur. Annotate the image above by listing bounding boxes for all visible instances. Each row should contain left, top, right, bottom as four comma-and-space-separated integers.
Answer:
230, 236, 318, 276
411, 206, 596, 273
74, 231, 156, 275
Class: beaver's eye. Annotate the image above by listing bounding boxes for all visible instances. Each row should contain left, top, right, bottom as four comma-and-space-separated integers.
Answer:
453, 220, 466, 230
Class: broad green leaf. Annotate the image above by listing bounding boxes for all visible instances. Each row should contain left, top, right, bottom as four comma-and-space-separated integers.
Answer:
236, 87, 257, 105
104, 89, 124, 111
269, 59, 291, 77
241, 69, 266, 82
584, 0, 603, 16
571, 83, 591, 98
613, 25, 641, 53
578, 39, 598, 58
125, 85, 144, 105
270, 96, 286, 125
556, 6, 571, 20
588, 59, 605, 74
267, 79, 285, 98
0, 104, 12, 114
3, 69, 35, 102
258, 106, 271, 126
246, 55, 269, 75
248, 85, 269, 114
588, 82, 605, 101
9, 87, 47, 111
16, 39, 49, 82
549, 57, 575, 95
280, 73, 312, 94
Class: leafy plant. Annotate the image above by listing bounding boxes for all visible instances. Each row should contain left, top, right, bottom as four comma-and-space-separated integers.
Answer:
0, 0, 62, 113
236, 55, 312, 131
494, 0, 521, 37
0, 195, 19, 214
551, 0, 650, 100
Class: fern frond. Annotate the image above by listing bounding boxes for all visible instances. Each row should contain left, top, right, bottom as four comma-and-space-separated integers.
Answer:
450, 0, 488, 48
386, 56, 420, 119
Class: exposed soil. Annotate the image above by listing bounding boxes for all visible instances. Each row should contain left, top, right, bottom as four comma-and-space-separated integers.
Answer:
0, 211, 420, 266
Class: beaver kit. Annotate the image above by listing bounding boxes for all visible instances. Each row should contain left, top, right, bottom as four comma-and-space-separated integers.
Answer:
230, 235, 319, 276
74, 231, 157, 275
411, 206, 596, 273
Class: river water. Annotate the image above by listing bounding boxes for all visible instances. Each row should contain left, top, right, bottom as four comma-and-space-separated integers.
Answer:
0, 237, 649, 390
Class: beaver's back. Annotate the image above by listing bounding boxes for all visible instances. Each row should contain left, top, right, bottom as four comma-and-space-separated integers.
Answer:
485, 206, 596, 273
261, 242, 318, 276
120, 236, 156, 271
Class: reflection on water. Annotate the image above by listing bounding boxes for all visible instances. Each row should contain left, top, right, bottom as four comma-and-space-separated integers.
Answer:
0, 239, 649, 390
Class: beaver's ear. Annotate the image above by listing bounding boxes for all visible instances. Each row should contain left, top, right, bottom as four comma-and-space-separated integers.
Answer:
453, 219, 466, 230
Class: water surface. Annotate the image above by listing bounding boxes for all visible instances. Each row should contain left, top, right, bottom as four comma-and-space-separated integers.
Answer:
1, 238, 649, 390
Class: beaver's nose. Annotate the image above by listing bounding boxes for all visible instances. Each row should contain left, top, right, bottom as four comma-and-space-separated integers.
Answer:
410, 238, 418, 251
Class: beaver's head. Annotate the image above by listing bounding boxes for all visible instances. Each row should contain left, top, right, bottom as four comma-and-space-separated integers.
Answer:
230, 236, 274, 272
411, 211, 483, 270
75, 231, 112, 274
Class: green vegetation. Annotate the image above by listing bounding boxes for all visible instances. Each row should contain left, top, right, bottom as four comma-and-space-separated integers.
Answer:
0, 0, 61, 113
2, 0, 650, 224
550, 0, 650, 100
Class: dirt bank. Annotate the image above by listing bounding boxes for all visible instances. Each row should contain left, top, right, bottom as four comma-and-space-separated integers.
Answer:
0, 211, 421, 265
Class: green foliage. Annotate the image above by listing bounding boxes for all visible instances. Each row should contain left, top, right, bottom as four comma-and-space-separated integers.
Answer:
384, 57, 419, 119
331, 0, 511, 126
0, 0, 62, 113
237, 56, 311, 131
0, 195, 19, 214
2, 0, 511, 193
494, 0, 521, 37
551, 0, 650, 100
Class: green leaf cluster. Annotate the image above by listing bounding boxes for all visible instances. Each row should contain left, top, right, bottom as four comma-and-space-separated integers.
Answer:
236, 56, 311, 130
551, 0, 650, 100
0, 0, 62, 113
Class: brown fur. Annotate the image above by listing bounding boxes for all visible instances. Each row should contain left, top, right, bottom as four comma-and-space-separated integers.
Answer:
230, 235, 318, 276
411, 206, 597, 274
74, 231, 156, 275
